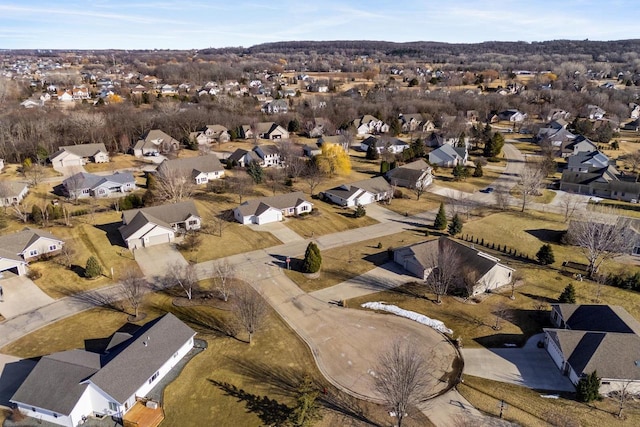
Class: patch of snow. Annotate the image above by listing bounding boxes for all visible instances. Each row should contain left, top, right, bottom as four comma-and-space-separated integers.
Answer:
361, 302, 453, 334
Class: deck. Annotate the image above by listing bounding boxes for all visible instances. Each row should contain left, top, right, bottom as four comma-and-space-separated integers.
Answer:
123, 401, 165, 427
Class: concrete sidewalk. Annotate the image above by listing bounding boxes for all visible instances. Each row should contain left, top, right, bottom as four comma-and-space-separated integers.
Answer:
248, 221, 305, 243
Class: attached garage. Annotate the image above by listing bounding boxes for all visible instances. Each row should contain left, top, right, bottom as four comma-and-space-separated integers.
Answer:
0, 255, 28, 277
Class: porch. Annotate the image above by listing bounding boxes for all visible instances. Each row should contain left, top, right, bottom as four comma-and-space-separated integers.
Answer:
123, 400, 164, 427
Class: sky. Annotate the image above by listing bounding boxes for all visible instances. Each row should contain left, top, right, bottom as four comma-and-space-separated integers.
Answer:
0, 0, 638, 50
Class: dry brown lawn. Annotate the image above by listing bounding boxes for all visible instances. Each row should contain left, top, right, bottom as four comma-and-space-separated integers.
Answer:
285, 230, 429, 293
83, 154, 146, 173
1, 290, 432, 427
433, 168, 502, 193
283, 203, 378, 238
459, 375, 640, 427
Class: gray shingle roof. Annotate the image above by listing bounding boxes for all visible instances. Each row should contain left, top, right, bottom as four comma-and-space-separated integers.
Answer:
235, 191, 310, 217
56, 143, 108, 158
157, 154, 224, 176
0, 180, 28, 198
121, 200, 200, 226
386, 160, 432, 184
324, 176, 392, 200
11, 313, 196, 412
0, 227, 63, 255
63, 172, 135, 191
134, 129, 179, 151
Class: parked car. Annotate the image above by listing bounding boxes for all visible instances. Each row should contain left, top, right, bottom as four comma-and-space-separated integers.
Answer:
480, 187, 495, 194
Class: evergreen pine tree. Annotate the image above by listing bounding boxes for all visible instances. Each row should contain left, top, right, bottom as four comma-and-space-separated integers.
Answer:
558, 283, 577, 304
473, 164, 484, 177
85, 256, 103, 279
448, 213, 463, 236
536, 244, 556, 265
365, 144, 380, 160
434, 203, 447, 230
302, 242, 322, 273
289, 376, 323, 427
576, 371, 600, 402
31, 205, 43, 224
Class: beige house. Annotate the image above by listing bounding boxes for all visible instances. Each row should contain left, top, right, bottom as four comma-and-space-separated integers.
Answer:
234, 191, 313, 225
49, 143, 110, 169
0, 228, 65, 276
0, 181, 29, 207
393, 237, 514, 296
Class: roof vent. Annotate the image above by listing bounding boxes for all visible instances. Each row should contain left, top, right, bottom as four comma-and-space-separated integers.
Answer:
143, 341, 147, 347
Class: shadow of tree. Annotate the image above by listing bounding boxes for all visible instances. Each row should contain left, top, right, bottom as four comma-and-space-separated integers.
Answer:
226, 356, 383, 426
209, 379, 291, 425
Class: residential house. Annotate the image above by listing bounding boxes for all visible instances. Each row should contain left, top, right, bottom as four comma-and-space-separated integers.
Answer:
385, 159, 433, 189
72, 85, 90, 100
20, 99, 42, 108
57, 90, 73, 102
0, 181, 29, 207
119, 201, 201, 249
239, 122, 289, 140
262, 99, 289, 114
560, 136, 598, 158
317, 135, 350, 152
622, 118, 640, 132
560, 152, 640, 201
546, 109, 572, 122
536, 126, 577, 148
157, 154, 225, 184
133, 130, 180, 157
360, 136, 409, 154
302, 145, 321, 157
0, 158, 4, 171
253, 145, 281, 167
322, 176, 392, 207
11, 313, 196, 427
49, 143, 110, 169
61, 172, 136, 199
393, 237, 514, 295
544, 304, 640, 394
429, 144, 468, 167
233, 191, 313, 225
630, 103, 640, 120
399, 113, 435, 133
351, 115, 389, 136
586, 105, 606, 120
202, 125, 230, 143
497, 109, 527, 123
630, 219, 640, 257
0, 227, 65, 276
227, 149, 261, 167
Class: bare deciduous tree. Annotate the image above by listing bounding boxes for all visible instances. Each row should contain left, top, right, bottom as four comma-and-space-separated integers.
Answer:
166, 262, 198, 300
233, 284, 268, 344
493, 185, 510, 211
264, 167, 285, 196
212, 260, 236, 302
425, 239, 461, 304
613, 381, 635, 418
517, 163, 545, 212
461, 267, 479, 298
228, 174, 253, 204
566, 211, 634, 277
374, 340, 430, 427
120, 270, 147, 319
210, 209, 234, 237
559, 193, 582, 222
411, 179, 429, 201
57, 243, 76, 269
11, 202, 30, 223
303, 162, 325, 196
154, 166, 195, 203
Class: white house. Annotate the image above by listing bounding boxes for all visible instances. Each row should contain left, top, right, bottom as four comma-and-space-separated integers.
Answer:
352, 115, 389, 136
133, 130, 180, 157
227, 149, 261, 167
233, 191, 313, 225
157, 154, 225, 184
0, 181, 29, 207
393, 237, 514, 295
544, 304, 640, 395
322, 176, 392, 207
0, 227, 65, 276
119, 201, 201, 249
62, 172, 136, 199
11, 313, 196, 427
360, 136, 409, 154
429, 144, 468, 168
49, 143, 110, 169
253, 145, 281, 167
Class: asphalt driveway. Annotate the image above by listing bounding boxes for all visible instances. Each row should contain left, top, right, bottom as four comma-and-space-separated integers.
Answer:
462, 334, 575, 391
134, 244, 188, 278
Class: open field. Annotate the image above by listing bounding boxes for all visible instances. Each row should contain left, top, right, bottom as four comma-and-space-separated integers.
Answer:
459, 375, 640, 427
283, 202, 378, 238
433, 167, 502, 193
285, 230, 429, 293
1, 290, 432, 427
382, 191, 448, 216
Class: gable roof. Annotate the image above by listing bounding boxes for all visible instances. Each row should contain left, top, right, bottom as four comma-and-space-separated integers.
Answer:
235, 191, 311, 217
0, 227, 63, 255
55, 143, 108, 159
553, 304, 640, 334
122, 200, 200, 226
63, 172, 135, 190
157, 154, 223, 178
361, 136, 408, 149
11, 313, 196, 412
0, 180, 28, 198
349, 176, 392, 195
429, 144, 465, 164
386, 159, 432, 183
134, 129, 179, 151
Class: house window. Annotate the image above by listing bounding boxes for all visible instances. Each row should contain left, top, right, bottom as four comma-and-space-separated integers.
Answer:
29, 249, 38, 257
188, 220, 198, 226
48, 245, 57, 251
108, 402, 118, 412
148, 371, 160, 384
634, 246, 640, 256
173, 351, 179, 358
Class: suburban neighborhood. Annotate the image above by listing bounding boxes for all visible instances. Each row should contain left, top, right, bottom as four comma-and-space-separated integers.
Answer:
1, 35, 640, 427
